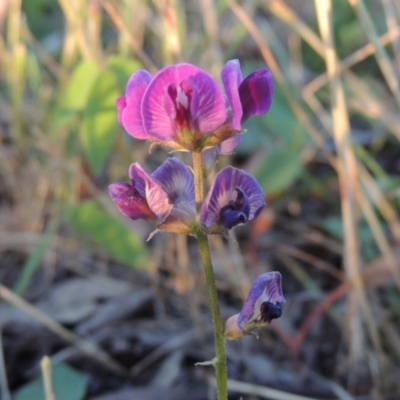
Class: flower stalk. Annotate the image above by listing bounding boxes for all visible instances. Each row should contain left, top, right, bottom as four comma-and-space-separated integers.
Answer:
109, 59, 282, 400
192, 151, 227, 400
192, 151, 204, 217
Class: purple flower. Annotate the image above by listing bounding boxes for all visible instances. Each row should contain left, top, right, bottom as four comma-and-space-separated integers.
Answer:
200, 167, 265, 231
222, 59, 274, 130
225, 272, 285, 340
116, 64, 228, 150
203, 60, 274, 162
109, 157, 195, 234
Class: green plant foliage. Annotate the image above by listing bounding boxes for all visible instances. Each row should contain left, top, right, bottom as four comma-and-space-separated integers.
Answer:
63, 61, 101, 112
107, 56, 142, 91
69, 200, 148, 268
14, 221, 58, 296
238, 82, 309, 157
14, 363, 86, 400
321, 216, 379, 262
81, 69, 120, 174
255, 148, 304, 194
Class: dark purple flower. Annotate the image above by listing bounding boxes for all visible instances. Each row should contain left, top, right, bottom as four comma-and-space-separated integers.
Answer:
203, 59, 274, 163
200, 167, 265, 231
221, 59, 274, 130
225, 272, 285, 340
116, 64, 227, 150
109, 157, 195, 234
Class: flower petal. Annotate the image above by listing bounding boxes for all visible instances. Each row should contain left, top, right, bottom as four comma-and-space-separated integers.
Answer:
116, 96, 126, 125
142, 64, 227, 140
119, 70, 153, 139
218, 135, 241, 155
200, 167, 265, 229
221, 59, 243, 130
129, 163, 173, 221
202, 136, 242, 170
237, 271, 285, 333
239, 69, 274, 123
152, 157, 196, 221
190, 72, 227, 134
108, 182, 156, 221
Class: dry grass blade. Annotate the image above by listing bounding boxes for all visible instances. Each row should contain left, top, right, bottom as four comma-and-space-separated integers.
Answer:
154, 0, 182, 64
303, 26, 400, 96
99, 0, 157, 73
41, 356, 55, 400
0, 283, 129, 378
199, 0, 223, 74
350, 0, 400, 109
0, 332, 11, 400
382, 0, 400, 68
358, 172, 400, 287
314, 0, 383, 371
226, 0, 333, 161
225, 378, 321, 400
58, 0, 96, 61
358, 164, 400, 242
265, 0, 325, 57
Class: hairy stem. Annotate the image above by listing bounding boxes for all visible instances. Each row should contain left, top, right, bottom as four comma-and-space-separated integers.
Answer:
192, 151, 204, 219
192, 151, 227, 400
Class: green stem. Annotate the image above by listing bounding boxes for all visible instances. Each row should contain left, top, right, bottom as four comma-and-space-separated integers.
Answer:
197, 231, 228, 399
192, 151, 227, 400
192, 151, 204, 219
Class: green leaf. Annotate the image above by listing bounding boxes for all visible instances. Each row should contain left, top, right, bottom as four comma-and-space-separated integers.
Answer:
107, 56, 142, 90
264, 85, 309, 144
14, 363, 86, 400
63, 61, 101, 111
255, 148, 304, 194
81, 69, 120, 174
14, 220, 58, 296
69, 200, 148, 268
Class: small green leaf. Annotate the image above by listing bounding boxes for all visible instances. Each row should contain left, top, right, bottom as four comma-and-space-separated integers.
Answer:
255, 149, 304, 194
107, 56, 142, 90
63, 61, 101, 111
81, 69, 120, 174
14, 363, 86, 400
69, 200, 148, 268
14, 220, 58, 296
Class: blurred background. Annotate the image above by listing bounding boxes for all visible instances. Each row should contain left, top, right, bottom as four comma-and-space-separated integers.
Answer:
1, 0, 400, 399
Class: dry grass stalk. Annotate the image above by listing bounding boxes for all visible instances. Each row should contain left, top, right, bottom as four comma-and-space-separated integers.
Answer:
314, 0, 384, 376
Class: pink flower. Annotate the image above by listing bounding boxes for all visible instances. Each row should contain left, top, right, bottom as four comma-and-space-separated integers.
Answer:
116, 64, 227, 151
116, 60, 274, 155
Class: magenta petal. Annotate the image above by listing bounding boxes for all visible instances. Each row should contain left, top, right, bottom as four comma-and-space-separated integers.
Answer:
142, 64, 227, 140
189, 71, 227, 134
108, 182, 155, 221
221, 59, 243, 130
237, 272, 285, 332
239, 69, 274, 122
200, 167, 265, 229
120, 70, 153, 140
152, 158, 195, 220
116, 96, 126, 125
129, 163, 173, 222
142, 64, 201, 140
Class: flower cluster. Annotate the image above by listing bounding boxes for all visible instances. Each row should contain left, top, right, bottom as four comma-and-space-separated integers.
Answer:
111, 59, 273, 235
109, 59, 284, 338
